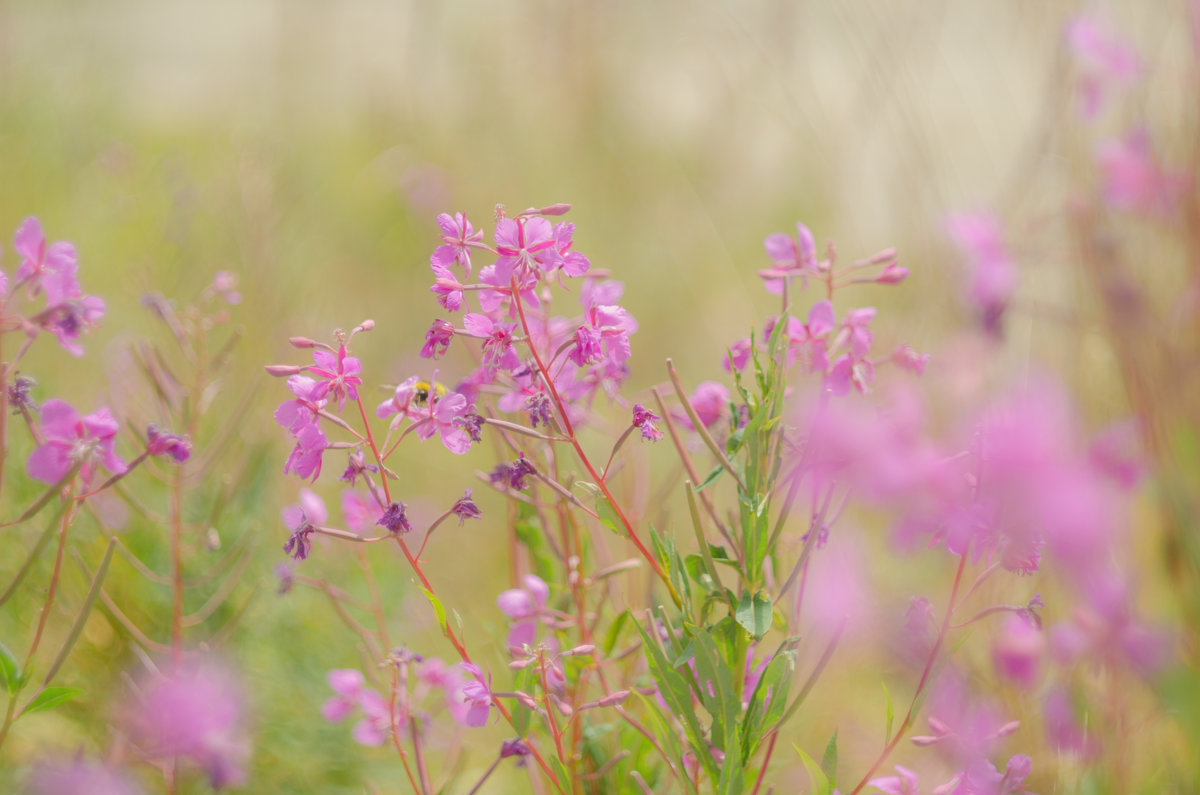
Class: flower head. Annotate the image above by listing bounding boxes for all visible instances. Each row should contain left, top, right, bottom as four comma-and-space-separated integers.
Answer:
27, 399, 126, 487
146, 424, 191, 463
308, 345, 363, 412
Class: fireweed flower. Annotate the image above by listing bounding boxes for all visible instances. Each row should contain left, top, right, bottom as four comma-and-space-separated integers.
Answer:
451, 489, 481, 524
525, 393, 554, 428
421, 318, 455, 359
992, 614, 1044, 690
13, 216, 77, 297
493, 216, 556, 282
341, 488, 384, 534
27, 399, 126, 487
282, 488, 326, 561
463, 313, 521, 373
414, 390, 474, 454
322, 669, 392, 747
283, 423, 327, 481
125, 662, 249, 789
497, 574, 550, 651
274, 375, 326, 435
945, 212, 1015, 336
431, 211, 484, 275
8, 374, 38, 413
430, 264, 465, 311
1097, 129, 1188, 216
377, 501, 412, 534
631, 403, 663, 442
37, 293, 106, 357
146, 424, 191, 462
760, 221, 818, 294
1066, 13, 1141, 119
868, 765, 920, 795
308, 344, 362, 412
457, 662, 493, 727
542, 221, 591, 278
339, 449, 378, 484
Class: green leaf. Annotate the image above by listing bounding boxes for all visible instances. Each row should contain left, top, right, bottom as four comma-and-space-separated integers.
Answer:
43, 538, 116, 687
734, 590, 773, 641
632, 616, 718, 782
602, 610, 629, 656
0, 640, 20, 694
741, 651, 793, 760
882, 682, 895, 742
820, 729, 838, 787
420, 587, 449, 637
20, 686, 82, 717
0, 502, 68, 608
793, 744, 833, 795
695, 465, 724, 493
688, 625, 741, 761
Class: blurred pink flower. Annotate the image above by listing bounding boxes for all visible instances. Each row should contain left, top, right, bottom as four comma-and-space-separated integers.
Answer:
992, 615, 1043, 690
760, 221, 818, 294
341, 488, 383, 534
1097, 130, 1188, 216
27, 399, 126, 487
681, 381, 730, 430
25, 757, 142, 795
125, 662, 249, 789
498, 574, 550, 651
869, 765, 919, 795
946, 212, 1015, 336
13, 216, 77, 298
1066, 14, 1141, 119
322, 669, 392, 747
456, 662, 493, 727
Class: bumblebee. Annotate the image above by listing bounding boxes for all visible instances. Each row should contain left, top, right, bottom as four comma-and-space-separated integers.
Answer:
412, 380, 447, 407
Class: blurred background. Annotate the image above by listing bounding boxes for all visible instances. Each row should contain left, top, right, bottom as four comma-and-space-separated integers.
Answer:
1, 0, 1196, 792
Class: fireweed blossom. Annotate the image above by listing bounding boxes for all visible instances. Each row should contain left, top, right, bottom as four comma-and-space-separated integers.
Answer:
759, 221, 819, 294
497, 574, 550, 651
945, 212, 1015, 336
26, 399, 126, 487
456, 662, 493, 728
124, 662, 249, 789
431, 211, 485, 275
307, 344, 363, 412
13, 216, 77, 298
322, 669, 392, 747
25, 758, 143, 795
1066, 13, 1141, 119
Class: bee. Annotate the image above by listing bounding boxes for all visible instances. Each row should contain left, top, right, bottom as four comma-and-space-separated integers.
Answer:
412, 380, 447, 407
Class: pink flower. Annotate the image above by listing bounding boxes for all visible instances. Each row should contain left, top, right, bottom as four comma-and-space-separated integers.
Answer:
493, 216, 556, 282
431, 212, 484, 275
421, 319, 455, 359
760, 221, 818, 294
125, 662, 249, 789
1097, 130, 1188, 216
146, 424, 191, 462
724, 337, 753, 372
430, 264, 465, 311
681, 381, 730, 430
456, 662, 493, 728
1067, 14, 1141, 119
892, 345, 930, 375
542, 221, 591, 277
463, 313, 521, 373
322, 669, 392, 747
946, 213, 1015, 335
26, 758, 142, 795
497, 575, 549, 651
283, 423, 327, 481
282, 488, 328, 530
414, 391, 474, 455
341, 488, 383, 534
632, 403, 663, 442
13, 216, 77, 298
37, 294, 106, 357
992, 615, 1043, 690
308, 345, 363, 412
27, 399, 126, 487
868, 765, 919, 795
274, 375, 326, 435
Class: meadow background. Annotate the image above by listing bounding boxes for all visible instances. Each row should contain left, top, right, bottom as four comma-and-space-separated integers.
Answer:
1, 1, 1197, 792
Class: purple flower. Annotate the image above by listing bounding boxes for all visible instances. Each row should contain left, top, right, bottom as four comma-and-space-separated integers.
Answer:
413, 391, 474, 455
338, 450, 378, 485
8, 375, 37, 413
456, 662, 493, 728
341, 488, 383, 534
13, 216, 77, 298
421, 318, 455, 359
568, 324, 604, 367
632, 403, 663, 442
322, 669, 392, 747
377, 501, 412, 535
451, 489, 481, 525
283, 423, 327, 481
457, 410, 485, 442
27, 399, 126, 487
37, 294, 106, 357
308, 345, 363, 412
506, 453, 537, 491
500, 738, 532, 761
431, 211, 484, 275
497, 575, 549, 651
146, 424, 191, 463
760, 221, 818, 294
946, 212, 1015, 336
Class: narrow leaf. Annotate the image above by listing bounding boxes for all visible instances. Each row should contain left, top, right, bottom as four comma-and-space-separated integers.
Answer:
883, 682, 895, 742
421, 587, 449, 637
820, 729, 838, 787
43, 538, 117, 687
0, 640, 20, 694
0, 502, 69, 608
20, 686, 82, 717
793, 744, 832, 795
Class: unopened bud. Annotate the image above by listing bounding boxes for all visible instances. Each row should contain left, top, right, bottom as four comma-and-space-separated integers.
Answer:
994, 720, 1021, 738
537, 203, 572, 216
876, 263, 909, 285
289, 337, 316, 349
550, 694, 573, 716
562, 644, 595, 657
265, 364, 302, 377
358, 319, 375, 331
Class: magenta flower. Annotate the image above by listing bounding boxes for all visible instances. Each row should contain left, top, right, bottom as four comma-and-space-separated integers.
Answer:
723, 337, 753, 372
421, 318, 455, 359
282, 488, 327, 530
463, 313, 520, 373
1097, 130, 1188, 216
632, 403, 663, 442
451, 489, 482, 524
283, 423, 327, 481
37, 294, 106, 357
497, 574, 550, 651
868, 765, 919, 795
308, 345, 362, 412
146, 424, 191, 463
892, 345, 930, 375
413, 390, 474, 454
125, 662, 249, 789
992, 615, 1043, 690
493, 216, 556, 282
13, 216, 77, 297
946, 212, 1015, 335
681, 381, 729, 430
341, 488, 383, 534
274, 375, 326, 435
376, 501, 412, 534
456, 662, 494, 727
430, 264, 465, 311
760, 221, 818, 294
542, 221, 591, 278
1067, 14, 1141, 119
322, 669, 392, 746
27, 399, 126, 487
431, 211, 485, 275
